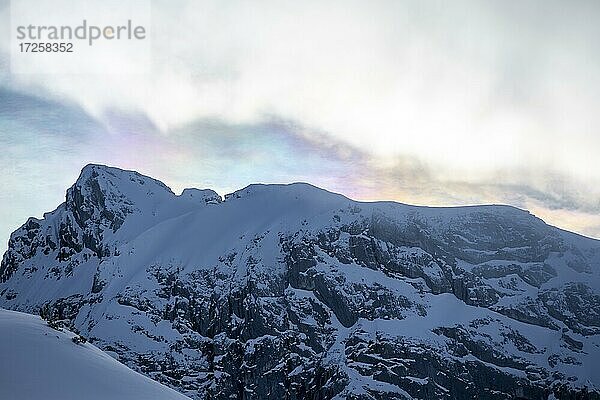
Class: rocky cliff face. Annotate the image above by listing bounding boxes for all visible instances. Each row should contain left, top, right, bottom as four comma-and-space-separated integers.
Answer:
1, 164, 600, 399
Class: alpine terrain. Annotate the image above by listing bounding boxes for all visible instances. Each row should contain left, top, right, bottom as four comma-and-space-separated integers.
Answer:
0, 308, 191, 400
1, 164, 599, 400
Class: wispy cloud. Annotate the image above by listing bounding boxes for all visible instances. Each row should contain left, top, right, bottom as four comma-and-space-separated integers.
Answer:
1, 1, 599, 253
3, 85, 598, 257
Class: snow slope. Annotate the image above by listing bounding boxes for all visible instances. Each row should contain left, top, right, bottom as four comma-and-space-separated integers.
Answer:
0, 308, 191, 400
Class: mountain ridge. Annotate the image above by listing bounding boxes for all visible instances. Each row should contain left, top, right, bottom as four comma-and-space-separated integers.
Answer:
79, 164, 547, 221
1, 164, 599, 399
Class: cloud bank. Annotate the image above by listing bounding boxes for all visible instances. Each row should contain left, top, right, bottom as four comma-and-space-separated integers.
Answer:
0, 0, 599, 252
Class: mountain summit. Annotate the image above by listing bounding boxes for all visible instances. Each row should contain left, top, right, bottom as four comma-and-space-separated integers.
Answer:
1, 164, 599, 399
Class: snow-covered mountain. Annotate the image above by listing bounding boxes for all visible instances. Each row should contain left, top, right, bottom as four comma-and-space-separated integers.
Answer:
1, 164, 599, 399
0, 308, 191, 400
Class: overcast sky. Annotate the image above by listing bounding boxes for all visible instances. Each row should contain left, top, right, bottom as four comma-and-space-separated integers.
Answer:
1, 0, 599, 254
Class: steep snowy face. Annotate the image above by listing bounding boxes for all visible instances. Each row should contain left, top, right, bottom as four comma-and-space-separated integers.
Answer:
1, 165, 600, 400
0, 309, 191, 400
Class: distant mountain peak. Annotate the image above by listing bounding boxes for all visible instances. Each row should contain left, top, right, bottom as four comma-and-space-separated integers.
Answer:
65, 164, 178, 233
224, 182, 347, 203
74, 163, 174, 196
180, 188, 222, 204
